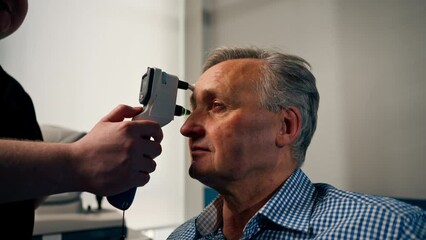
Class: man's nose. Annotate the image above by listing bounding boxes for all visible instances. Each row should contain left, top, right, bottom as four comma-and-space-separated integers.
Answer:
180, 111, 205, 138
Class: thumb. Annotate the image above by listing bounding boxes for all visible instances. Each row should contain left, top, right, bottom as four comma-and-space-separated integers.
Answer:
101, 104, 143, 122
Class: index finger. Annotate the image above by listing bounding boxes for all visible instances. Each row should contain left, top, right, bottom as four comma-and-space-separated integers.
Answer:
102, 104, 143, 122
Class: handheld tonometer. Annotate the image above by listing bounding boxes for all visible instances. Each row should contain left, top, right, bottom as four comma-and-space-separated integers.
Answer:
107, 67, 193, 211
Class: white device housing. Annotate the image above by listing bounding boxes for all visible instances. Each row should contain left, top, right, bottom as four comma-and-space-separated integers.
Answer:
132, 67, 179, 127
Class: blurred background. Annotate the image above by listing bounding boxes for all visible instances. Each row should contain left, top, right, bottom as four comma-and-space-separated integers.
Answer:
1, 0, 425, 239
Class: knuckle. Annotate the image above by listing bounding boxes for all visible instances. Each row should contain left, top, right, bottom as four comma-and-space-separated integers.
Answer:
155, 143, 162, 156
142, 174, 151, 186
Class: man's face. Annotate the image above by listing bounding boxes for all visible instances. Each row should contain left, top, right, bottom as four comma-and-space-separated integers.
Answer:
0, 0, 28, 39
181, 59, 284, 190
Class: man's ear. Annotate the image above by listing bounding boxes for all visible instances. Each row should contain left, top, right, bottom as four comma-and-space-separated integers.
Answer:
276, 107, 302, 147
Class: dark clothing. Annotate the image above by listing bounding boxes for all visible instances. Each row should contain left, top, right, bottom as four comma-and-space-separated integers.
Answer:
0, 65, 43, 239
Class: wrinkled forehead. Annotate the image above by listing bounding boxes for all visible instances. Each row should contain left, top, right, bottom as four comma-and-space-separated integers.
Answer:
190, 59, 264, 105
199, 59, 263, 89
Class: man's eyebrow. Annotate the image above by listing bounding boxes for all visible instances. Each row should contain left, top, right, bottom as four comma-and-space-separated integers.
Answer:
189, 89, 218, 109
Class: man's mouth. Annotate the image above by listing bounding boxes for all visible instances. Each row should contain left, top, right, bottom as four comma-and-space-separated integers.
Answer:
191, 145, 210, 153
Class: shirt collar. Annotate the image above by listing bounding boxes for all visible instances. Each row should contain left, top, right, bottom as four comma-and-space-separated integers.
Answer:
196, 196, 223, 236
195, 169, 315, 236
258, 168, 315, 232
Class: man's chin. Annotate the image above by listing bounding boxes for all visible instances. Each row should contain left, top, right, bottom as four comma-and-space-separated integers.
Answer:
188, 165, 201, 179
189, 166, 211, 183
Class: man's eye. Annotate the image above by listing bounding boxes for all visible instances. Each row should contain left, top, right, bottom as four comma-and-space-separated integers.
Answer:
211, 101, 225, 111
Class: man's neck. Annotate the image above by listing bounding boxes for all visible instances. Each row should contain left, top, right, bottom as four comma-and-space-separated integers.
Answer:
222, 196, 268, 240
220, 170, 294, 239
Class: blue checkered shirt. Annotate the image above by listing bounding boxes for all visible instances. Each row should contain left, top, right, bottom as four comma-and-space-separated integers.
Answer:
167, 169, 426, 239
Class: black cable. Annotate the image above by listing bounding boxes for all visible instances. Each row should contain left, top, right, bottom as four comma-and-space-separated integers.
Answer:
96, 195, 103, 210
120, 210, 126, 240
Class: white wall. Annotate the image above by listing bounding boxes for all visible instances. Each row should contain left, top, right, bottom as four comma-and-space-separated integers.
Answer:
0, 0, 191, 230
203, 0, 426, 198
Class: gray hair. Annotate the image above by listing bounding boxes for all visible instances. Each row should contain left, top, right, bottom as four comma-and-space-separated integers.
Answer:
203, 47, 319, 168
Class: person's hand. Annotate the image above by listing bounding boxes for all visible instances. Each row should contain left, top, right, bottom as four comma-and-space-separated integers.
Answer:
70, 104, 163, 196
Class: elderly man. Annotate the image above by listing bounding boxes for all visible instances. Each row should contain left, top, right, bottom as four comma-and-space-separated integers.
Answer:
168, 47, 425, 239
